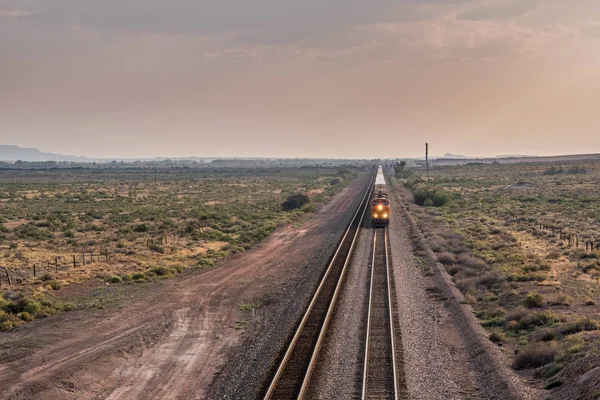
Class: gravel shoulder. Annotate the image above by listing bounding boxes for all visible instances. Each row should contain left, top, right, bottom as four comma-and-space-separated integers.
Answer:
391, 181, 540, 400
388, 190, 480, 400
0, 174, 369, 400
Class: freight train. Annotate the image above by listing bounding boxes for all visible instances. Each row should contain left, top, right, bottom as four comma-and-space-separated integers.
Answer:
371, 166, 389, 227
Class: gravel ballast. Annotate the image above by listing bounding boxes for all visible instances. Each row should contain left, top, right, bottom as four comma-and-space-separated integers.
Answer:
305, 216, 372, 400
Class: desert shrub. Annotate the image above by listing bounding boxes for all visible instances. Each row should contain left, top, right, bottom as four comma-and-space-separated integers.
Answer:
47, 280, 61, 290
151, 266, 172, 276
300, 204, 316, 213
506, 309, 556, 331
558, 318, 599, 336
457, 253, 487, 270
132, 272, 145, 280
549, 294, 571, 306
197, 258, 215, 268
535, 328, 557, 342
412, 184, 449, 207
437, 252, 456, 265
173, 265, 185, 273
514, 343, 555, 369
524, 292, 545, 308
41, 272, 55, 282
120, 273, 132, 281
149, 244, 165, 253
481, 317, 504, 327
110, 276, 122, 283
19, 312, 32, 321
489, 332, 504, 343
134, 224, 149, 233
584, 298, 597, 306
281, 193, 310, 211
0, 320, 15, 331
536, 364, 563, 379
477, 273, 503, 290
428, 236, 449, 252
330, 178, 341, 186
4, 297, 42, 315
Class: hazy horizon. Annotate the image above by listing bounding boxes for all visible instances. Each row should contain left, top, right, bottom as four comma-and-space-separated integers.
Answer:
2, 1, 600, 159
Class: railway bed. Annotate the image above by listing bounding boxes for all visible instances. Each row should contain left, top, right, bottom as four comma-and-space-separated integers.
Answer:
263, 170, 406, 400
362, 227, 406, 400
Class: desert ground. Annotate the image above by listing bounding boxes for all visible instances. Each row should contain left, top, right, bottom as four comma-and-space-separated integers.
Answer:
1, 159, 599, 399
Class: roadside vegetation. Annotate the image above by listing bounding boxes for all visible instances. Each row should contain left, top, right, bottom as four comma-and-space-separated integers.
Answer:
395, 159, 600, 390
0, 162, 358, 330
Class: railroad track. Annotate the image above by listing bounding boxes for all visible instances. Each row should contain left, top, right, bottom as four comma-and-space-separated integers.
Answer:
362, 227, 404, 400
263, 176, 372, 400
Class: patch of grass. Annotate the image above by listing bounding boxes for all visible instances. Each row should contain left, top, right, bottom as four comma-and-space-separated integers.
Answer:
536, 363, 563, 379
238, 302, 261, 311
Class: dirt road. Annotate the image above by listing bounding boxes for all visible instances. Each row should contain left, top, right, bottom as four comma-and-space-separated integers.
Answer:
0, 174, 369, 400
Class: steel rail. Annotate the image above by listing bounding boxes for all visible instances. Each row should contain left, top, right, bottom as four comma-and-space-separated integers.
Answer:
362, 227, 399, 400
263, 174, 373, 400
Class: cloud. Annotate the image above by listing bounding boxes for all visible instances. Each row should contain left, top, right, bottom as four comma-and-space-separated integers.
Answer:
458, 0, 540, 21
0, 9, 32, 18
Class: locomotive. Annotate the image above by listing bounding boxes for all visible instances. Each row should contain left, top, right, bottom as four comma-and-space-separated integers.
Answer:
371, 166, 389, 227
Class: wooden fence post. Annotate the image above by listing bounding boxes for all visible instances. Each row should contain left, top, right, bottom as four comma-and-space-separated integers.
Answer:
73, 255, 77, 268
33, 264, 36, 277
5, 268, 12, 287
82, 253, 86, 266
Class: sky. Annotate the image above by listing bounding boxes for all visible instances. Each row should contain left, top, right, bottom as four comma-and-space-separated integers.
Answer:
2, 0, 600, 159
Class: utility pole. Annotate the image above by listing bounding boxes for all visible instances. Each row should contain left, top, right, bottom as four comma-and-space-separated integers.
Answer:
316, 164, 319, 182
425, 142, 429, 181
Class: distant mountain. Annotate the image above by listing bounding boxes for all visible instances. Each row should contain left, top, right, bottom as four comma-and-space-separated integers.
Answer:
0, 145, 90, 162
441, 153, 468, 159
495, 154, 538, 158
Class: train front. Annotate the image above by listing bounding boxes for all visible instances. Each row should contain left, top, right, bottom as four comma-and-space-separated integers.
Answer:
371, 167, 389, 227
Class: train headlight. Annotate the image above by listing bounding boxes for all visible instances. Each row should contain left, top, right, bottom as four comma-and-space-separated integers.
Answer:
372, 213, 378, 218
378, 205, 383, 211
383, 213, 388, 219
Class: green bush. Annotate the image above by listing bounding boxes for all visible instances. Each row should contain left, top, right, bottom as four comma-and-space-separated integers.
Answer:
412, 184, 449, 207
110, 275, 122, 283
132, 272, 145, 280
281, 193, 310, 211
19, 311, 32, 321
47, 280, 61, 290
134, 224, 149, 233
197, 258, 215, 268
524, 292, 545, 308
0, 320, 14, 331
